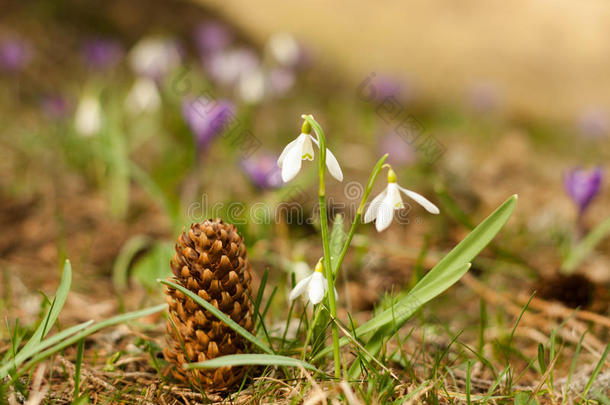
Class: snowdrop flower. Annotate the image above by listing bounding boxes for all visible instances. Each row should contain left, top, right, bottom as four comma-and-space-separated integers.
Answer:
125, 76, 161, 115
128, 37, 181, 80
267, 33, 300, 67
238, 67, 266, 104
364, 167, 439, 232
277, 120, 343, 183
74, 94, 102, 137
205, 47, 259, 87
289, 260, 336, 305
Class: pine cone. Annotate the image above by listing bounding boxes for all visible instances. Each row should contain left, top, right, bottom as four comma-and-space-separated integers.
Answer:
163, 219, 254, 391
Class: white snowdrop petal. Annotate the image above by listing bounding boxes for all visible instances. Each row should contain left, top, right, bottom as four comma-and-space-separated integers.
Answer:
387, 183, 404, 210
289, 275, 312, 301
398, 186, 440, 214
310, 136, 343, 181
308, 272, 326, 304
281, 139, 305, 182
364, 188, 387, 223
374, 199, 394, 232
277, 134, 304, 167
302, 135, 315, 161
324, 147, 343, 182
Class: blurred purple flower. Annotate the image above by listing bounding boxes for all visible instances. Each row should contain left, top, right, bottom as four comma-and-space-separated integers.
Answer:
182, 97, 235, 152
268, 67, 295, 96
241, 152, 283, 189
577, 109, 608, 139
194, 22, 232, 56
41, 94, 71, 120
379, 132, 416, 166
0, 37, 32, 72
356, 72, 414, 104
371, 75, 403, 101
81, 38, 123, 71
564, 167, 603, 215
467, 82, 499, 113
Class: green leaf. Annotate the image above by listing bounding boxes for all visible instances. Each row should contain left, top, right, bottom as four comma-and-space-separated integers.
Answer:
537, 343, 546, 374
131, 242, 173, 291
159, 279, 273, 355
18, 260, 72, 359
186, 354, 320, 372
112, 235, 151, 291
562, 215, 610, 273
514, 391, 539, 405
330, 214, 346, 274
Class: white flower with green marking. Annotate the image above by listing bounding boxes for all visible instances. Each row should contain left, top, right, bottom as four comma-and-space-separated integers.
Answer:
289, 260, 337, 305
277, 120, 343, 183
364, 167, 439, 232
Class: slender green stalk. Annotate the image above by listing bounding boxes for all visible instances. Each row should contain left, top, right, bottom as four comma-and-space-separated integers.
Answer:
332, 154, 388, 277
303, 114, 341, 379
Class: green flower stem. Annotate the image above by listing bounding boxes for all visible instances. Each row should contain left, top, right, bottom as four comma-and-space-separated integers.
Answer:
303, 114, 341, 379
301, 304, 323, 362
332, 154, 388, 277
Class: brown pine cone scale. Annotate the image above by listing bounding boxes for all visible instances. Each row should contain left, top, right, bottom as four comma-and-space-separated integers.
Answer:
163, 219, 254, 391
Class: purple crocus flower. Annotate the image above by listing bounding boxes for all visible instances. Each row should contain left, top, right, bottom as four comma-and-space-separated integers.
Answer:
41, 94, 71, 120
81, 38, 123, 71
379, 132, 417, 166
194, 22, 232, 56
241, 152, 283, 189
564, 167, 603, 215
182, 96, 235, 152
0, 37, 32, 72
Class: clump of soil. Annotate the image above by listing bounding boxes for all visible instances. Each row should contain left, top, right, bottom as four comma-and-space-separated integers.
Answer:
535, 273, 595, 309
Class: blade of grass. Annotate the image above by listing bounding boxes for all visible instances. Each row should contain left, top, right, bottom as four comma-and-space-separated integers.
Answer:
252, 268, 269, 330
562, 215, 610, 273
18, 304, 166, 376
0, 320, 94, 378
186, 353, 320, 373
582, 343, 609, 397
20, 260, 72, 355
73, 338, 85, 400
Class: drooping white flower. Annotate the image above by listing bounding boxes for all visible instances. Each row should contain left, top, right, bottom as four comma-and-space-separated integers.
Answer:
364, 167, 439, 232
288, 260, 337, 305
74, 94, 101, 137
267, 33, 300, 67
238, 67, 266, 104
128, 36, 181, 80
277, 120, 343, 183
125, 76, 161, 115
